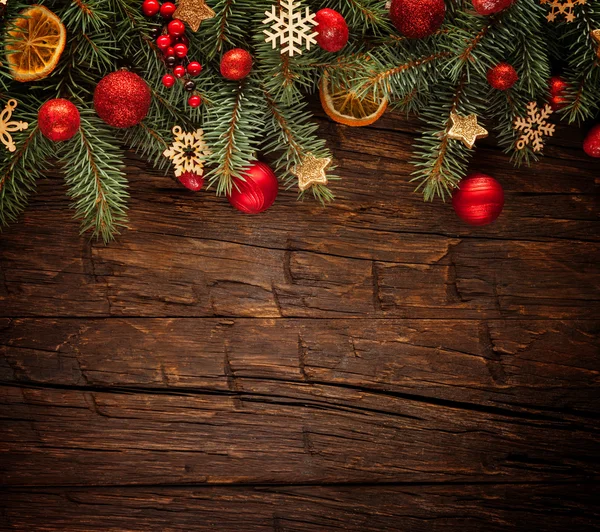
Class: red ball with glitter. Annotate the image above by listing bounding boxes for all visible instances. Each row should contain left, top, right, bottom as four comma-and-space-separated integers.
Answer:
583, 124, 600, 158
549, 76, 568, 111
227, 162, 279, 214
472, 0, 514, 16
389, 0, 446, 39
220, 48, 253, 81
314, 8, 349, 52
487, 62, 518, 90
94, 70, 151, 128
38, 99, 81, 142
452, 173, 504, 226
178, 172, 204, 192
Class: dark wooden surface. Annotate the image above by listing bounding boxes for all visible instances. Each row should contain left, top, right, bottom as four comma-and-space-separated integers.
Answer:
0, 109, 599, 531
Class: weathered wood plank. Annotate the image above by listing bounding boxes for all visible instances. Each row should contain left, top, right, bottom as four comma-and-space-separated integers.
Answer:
2, 484, 599, 531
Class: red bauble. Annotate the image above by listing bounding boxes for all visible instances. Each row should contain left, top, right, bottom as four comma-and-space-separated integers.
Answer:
38, 99, 81, 142
142, 0, 160, 17
94, 70, 151, 128
178, 172, 204, 191
487, 62, 518, 90
452, 173, 504, 226
583, 124, 600, 158
160, 2, 176, 18
389, 0, 446, 39
549, 76, 568, 111
314, 9, 349, 53
227, 162, 279, 214
472, 0, 514, 16
220, 48, 253, 81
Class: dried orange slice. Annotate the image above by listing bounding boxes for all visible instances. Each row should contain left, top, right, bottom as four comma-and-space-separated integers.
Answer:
6, 5, 66, 83
319, 74, 388, 127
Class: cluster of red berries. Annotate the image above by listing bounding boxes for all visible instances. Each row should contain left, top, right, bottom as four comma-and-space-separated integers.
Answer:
142, 0, 203, 108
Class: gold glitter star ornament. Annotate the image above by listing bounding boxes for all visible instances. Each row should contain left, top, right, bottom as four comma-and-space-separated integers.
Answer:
293, 153, 331, 192
0, 99, 29, 153
447, 112, 488, 149
163, 126, 211, 177
173, 0, 215, 32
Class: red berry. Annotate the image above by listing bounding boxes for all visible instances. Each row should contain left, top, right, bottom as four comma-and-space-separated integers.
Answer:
472, 0, 514, 16
163, 46, 175, 57
220, 48, 253, 81
188, 95, 202, 108
173, 65, 186, 78
178, 35, 190, 46
187, 61, 202, 76
549, 76, 568, 111
160, 1, 176, 18
168, 19, 186, 37
178, 172, 204, 191
142, 0, 160, 17
314, 9, 349, 53
173, 43, 188, 58
162, 73, 176, 88
487, 62, 519, 91
156, 35, 171, 50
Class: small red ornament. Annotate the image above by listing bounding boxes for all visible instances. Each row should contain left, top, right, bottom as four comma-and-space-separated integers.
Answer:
227, 162, 279, 214
472, 0, 514, 16
389, 0, 446, 39
178, 171, 204, 191
583, 124, 600, 158
38, 98, 81, 142
187, 61, 202, 76
173, 65, 186, 78
487, 62, 519, 90
314, 8, 349, 53
173, 43, 188, 58
220, 48, 253, 81
94, 70, 151, 128
452, 173, 504, 226
142, 0, 160, 17
549, 76, 568, 111
188, 95, 202, 108
168, 19, 186, 37
162, 73, 176, 88
156, 35, 172, 50
160, 2, 176, 18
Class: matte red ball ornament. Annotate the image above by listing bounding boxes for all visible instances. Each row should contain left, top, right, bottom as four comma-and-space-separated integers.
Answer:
160, 2, 176, 18
487, 62, 518, 90
472, 0, 514, 16
178, 172, 204, 191
314, 8, 349, 53
94, 70, 151, 128
187, 61, 202, 76
452, 173, 504, 226
389, 0, 446, 39
142, 0, 160, 17
227, 162, 279, 214
167, 19, 186, 37
38, 98, 81, 142
583, 124, 600, 158
549, 75, 568, 111
220, 48, 253, 81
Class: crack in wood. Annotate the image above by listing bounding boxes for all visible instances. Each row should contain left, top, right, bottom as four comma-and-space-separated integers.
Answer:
479, 322, 507, 385
297, 334, 310, 382
371, 262, 382, 313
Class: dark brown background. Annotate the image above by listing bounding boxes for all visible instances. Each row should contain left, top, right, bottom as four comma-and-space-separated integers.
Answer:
1, 109, 599, 531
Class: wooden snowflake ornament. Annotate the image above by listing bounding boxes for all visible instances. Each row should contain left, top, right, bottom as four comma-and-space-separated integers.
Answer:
514, 102, 555, 153
540, 0, 586, 23
163, 126, 211, 177
0, 99, 29, 153
263, 0, 318, 57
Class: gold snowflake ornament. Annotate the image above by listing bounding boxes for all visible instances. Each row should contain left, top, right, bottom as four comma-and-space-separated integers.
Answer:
292, 153, 331, 192
0, 99, 29, 153
540, 0, 586, 23
514, 102, 555, 153
447, 112, 488, 149
163, 126, 211, 178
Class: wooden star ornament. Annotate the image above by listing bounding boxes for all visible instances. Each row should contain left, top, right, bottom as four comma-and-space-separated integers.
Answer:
293, 153, 331, 192
173, 0, 215, 32
447, 112, 488, 149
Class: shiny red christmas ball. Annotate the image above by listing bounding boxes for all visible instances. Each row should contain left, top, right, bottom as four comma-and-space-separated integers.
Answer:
314, 8, 349, 53
389, 0, 446, 39
472, 0, 514, 16
227, 162, 279, 214
142, 0, 160, 17
452, 173, 504, 226
188, 95, 202, 108
187, 61, 202, 76
167, 19, 185, 37
94, 70, 151, 128
220, 48, 253, 81
549, 76, 568, 111
160, 2, 176, 18
173, 43, 188, 58
38, 98, 81, 142
173, 65, 186, 78
162, 73, 175, 88
487, 62, 518, 90
583, 124, 600, 158
178, 172, 204, 191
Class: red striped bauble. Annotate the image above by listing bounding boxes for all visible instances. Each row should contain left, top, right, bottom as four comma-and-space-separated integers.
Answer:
452, 173, 504, 226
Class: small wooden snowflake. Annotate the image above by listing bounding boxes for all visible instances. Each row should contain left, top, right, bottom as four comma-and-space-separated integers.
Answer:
0, 99, 29, 153
540, 0, 586, 23
163, 126, 211, 178
514, 102, 555, 153
263, 0, 318, 57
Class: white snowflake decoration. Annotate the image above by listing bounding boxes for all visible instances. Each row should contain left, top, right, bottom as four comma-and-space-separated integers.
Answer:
262, 0, 318, 57
0, 99, 28, 153
163, 126, 211, 178
514, 102, 555, 153
540, 0, 586, 23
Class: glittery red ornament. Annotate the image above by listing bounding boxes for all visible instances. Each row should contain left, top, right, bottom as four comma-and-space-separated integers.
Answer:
220, 48, 253, 81
583, 124, 600, 158
178, 171, 204, 191
227, 162, 279, 214
38, 99, 81, 142
314, 8, 349, 53
452, 173, 504, 226
548, 76, 568, 111
389, 0, 446, 39
472, 0, 514, 16
487, 62, 518, 90
93, 70, 151, 128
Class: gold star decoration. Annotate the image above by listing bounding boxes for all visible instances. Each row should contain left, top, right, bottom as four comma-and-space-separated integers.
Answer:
292, 153, 331, 192
540, 0, 586, 23
0, 99, 29, 153
447, 112, 488, 149
592, 29, 600, 59
173, 0, 215, 32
